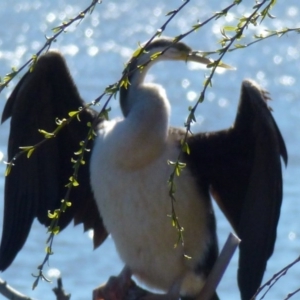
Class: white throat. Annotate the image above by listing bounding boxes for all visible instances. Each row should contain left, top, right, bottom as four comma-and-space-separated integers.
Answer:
104, 82, 171, 170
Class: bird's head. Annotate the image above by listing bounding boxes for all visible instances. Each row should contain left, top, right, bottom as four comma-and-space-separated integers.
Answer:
126, 36, 233, 76
119, 36, 234, 116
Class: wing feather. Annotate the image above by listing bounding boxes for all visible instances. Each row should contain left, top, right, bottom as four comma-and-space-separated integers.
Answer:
186, 79, 287, 299
0, 52, 108, 271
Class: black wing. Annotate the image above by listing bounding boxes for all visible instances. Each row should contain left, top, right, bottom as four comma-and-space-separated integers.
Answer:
186, 79, 287, 300
0, 52, 108, 271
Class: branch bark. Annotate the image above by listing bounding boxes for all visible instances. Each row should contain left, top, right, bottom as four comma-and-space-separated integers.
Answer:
0, 277, 70, 300
0, 278, 35, 300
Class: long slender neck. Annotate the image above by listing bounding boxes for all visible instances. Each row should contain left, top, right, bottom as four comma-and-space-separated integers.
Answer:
120, 56, 151, 116
120, 49, 170, 117
117, 55, 171, 168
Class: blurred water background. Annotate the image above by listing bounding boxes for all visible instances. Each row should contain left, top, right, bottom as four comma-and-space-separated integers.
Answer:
0, 0, 299, 299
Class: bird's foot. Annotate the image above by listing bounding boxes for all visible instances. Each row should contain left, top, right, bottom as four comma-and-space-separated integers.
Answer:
93, 266, 134, 300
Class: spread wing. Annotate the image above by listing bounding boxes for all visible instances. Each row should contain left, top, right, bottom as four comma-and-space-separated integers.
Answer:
186, 79, 287, 299
0, 52, 108, 271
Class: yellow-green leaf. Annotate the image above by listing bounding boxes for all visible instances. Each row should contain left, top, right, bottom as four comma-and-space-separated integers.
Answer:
27, 148, 35, 158
132, 47, 143, 58
68, 111, 79, 117
150, 51, 162, 60
45, 246, 53, 254
38, 129, 54, 139
69, 176, 79, 186
71, 157, 77, 163
74, 149, 82, 155
52, 226, 60, 235
4, 163, 12, 176
48, 210, 58, 219
181, 140, 190, 155
223, 26, 236, 31
120, 77, 131, 89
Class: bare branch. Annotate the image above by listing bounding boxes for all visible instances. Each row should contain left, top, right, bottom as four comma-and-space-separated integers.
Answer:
0, 278, 35, 300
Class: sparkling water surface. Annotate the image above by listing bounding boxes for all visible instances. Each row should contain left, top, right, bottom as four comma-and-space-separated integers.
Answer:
0, 1, 299, 299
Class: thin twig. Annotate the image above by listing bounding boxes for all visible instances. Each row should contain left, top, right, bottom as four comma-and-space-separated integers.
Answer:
252, 255, 300, 300
0, 0, 101, 93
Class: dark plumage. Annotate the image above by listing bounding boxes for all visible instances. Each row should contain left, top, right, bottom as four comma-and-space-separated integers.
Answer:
0, 52, 108, 271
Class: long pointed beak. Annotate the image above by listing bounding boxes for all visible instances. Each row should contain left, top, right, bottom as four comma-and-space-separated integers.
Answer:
187, 51, 235, 70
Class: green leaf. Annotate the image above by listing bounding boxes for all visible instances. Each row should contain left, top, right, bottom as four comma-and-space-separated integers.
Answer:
19, 145, 35, 158
55, 117, 66, 125
150, 51, 162, 60
27, 148, 35, 158
223, 26, 236, 32
19, 146, 35, 158
48, 210, 59, 219
52, 25, 62, 33
181, 141, 190, 155
38, 129, 55, 139
4, 163, 12, 176
178, 161, 186, 168
206, 61, 218, 69
105, 83, 118, 94
198, 93, 205, 103
175, 162, 186, 176
52, 226, 60, 235
165, 9, 176, 16
203, 77, 212, 87
69, 176, 79, 186
65, 182, 72, 188
74, 149, 83, 155
175, 165, 180, 176
234, 43, 246, 49
30, 54, 38, 72
188, 110, 197, 123
132, 47, 143, 58
137, 64, 144, 71
61, 199, 72, 212
172, 218, 176, 228
45, 246, 53, 254
167, 160, 176, 166
4, 67, 18, 82
71, 157, 77, 163
120, 76, 131, 89
68, 110, 79, 117
192, 23, 201, 31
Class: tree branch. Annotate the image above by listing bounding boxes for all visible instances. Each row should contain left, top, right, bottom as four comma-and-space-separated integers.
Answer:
0, 278, 35, 300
